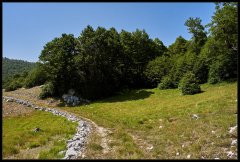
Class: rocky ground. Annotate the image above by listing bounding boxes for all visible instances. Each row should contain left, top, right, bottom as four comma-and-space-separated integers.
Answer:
3, 102, 34, 117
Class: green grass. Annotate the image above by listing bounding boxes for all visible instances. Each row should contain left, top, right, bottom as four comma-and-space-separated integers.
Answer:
3, 110, 78, 158
61, 81, 237, 159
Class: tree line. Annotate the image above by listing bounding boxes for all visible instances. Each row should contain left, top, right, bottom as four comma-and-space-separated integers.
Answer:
4, 2, 237, 99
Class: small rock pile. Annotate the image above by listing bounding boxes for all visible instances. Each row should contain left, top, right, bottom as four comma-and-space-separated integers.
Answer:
3, 96, 91, 159
62, 94, 80, 106
62, 94, 90, 106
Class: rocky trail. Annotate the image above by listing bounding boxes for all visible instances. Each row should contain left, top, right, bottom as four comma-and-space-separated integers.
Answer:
2, 96, 111, 159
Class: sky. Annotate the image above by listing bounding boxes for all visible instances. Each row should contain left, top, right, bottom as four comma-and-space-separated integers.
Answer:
3, 3, 216, 62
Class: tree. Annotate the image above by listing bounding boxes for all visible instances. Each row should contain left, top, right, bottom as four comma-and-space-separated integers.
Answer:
207, 2, 238, 79
39, 33, 77, 96
178, 72, 201, 95
168, 36, 188, 56
185, 17, 207, 54
144, 55, 172, 87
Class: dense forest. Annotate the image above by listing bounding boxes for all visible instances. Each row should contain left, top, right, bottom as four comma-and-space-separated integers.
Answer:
4, 2, 237, 100
2, 57, 36, 89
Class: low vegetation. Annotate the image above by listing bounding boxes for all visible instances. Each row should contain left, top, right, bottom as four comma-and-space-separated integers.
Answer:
3, 110, 77, 159
2, 57, 36, 88
60, 81, 237, 159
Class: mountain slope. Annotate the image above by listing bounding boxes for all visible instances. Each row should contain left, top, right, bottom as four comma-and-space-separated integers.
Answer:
2, 57, 36, 83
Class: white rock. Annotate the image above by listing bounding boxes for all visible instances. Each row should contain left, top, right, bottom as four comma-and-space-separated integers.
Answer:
231, 139, 237, 146
187, 154, 191, 159
227, 151, 235, 158
146, 146, 153, 150
159, 126, 163, 129
229, 125, 237, 134
176, 152, 180, 156
192, 114, 199, 120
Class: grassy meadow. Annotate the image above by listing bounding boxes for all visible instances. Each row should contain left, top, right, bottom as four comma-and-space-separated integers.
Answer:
2, 81, 237, 159
3, 110, 77, 159
61, 81, 237, 159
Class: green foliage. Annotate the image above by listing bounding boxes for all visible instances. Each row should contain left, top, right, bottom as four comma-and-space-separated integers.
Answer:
168, 36, 188, 56
39, 34, 77, 96
208, 60, 229, 84
2, 57, 36, 87
24, 64, 47, 88
158, 75, 176, 90
39, 82, 55, 99
178, 72, 201, 95
4, 72, 29, 92
184, 17, 207, 54
144, 55, 171, 87
38, 27, 166, 100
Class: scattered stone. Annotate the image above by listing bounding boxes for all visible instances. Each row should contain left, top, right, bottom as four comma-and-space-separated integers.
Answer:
211, 130, 215, 134
33, 127, 41, 132
58, 150, 66, 155
231, 139, 237, 146
159, 126, 163, 129
187, 154, 191, 159
192, 114, 199, 120
182, 144, 185, 148
226, 151, 235, 158
176, 152, 180, 156
229, 125, 237, 137
146, 146, 153, 151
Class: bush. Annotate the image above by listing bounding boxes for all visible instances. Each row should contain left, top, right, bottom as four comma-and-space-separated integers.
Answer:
144, 55, 171, 87
4, 77, 25, 92
178, 72, 201, 95
39, 82, 54, 99
158, 75, 177, 90
24, 67, 47, 88
208, 60, 227, 84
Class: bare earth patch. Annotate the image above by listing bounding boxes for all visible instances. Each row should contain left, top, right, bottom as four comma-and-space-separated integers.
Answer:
4, 86, 61, 108
3, 102, 34, 117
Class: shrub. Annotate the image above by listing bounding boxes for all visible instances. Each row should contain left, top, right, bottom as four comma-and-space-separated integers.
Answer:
24, 67, 47, 88
4, 77, 25, 92
208, 60, 227, 84
178, 72, 201, 95
158, 75, 177, 90
39, 82, 54, 99
144, 55, 171, 87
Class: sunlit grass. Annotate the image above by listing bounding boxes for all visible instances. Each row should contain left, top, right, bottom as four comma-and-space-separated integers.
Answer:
3, 110, 78, 158
61, 82, 237, 159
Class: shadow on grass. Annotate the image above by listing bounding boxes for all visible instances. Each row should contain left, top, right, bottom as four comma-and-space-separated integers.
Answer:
96, 89, 154, 103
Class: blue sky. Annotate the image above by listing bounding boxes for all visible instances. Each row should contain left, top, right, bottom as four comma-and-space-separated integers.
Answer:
3, 3, 216, 62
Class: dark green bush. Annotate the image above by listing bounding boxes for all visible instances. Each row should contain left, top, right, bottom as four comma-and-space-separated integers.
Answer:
4, 75, 26, 92
144, 55, 172, 87
208, 60, 228, 84
24, 67, 47, 88
39, 82, 54, 99
158, 75, 177, 90
178, 72, 201, 95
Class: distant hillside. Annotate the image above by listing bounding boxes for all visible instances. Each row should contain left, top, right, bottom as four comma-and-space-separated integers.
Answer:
2, 57, 36, 83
